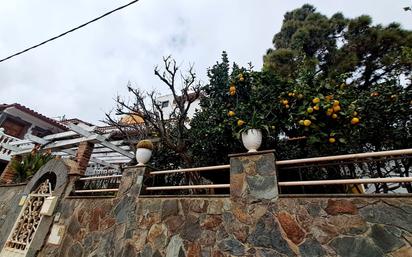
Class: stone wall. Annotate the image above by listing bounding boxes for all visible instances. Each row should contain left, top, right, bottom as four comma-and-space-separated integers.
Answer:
1, 152, 412, 257
0, 184, 25, 248
35, 196, 412, 257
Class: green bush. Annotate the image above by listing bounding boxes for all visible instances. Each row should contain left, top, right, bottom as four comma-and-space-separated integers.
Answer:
11, 151, 54, 183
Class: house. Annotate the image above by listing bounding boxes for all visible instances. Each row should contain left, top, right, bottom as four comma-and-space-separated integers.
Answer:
0, 103, 66, 138
156, 93, 201, 120
0, 103, 67, 174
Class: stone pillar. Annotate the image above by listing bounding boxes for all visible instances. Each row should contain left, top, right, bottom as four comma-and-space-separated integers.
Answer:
0, 155, 22, 184
118, 165, 147, 197
115, 165, 148, 249
72, 141, 94, 176
229, 150, 278, 204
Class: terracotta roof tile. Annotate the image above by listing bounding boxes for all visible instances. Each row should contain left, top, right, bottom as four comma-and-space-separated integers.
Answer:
0, 103, 67, 131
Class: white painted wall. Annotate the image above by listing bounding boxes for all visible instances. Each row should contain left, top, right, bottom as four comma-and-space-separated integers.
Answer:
156, 94, 201, 120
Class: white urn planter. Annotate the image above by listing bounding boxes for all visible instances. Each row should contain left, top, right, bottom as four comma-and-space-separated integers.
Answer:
241, 128, 262, 152
135, 148, 152, 166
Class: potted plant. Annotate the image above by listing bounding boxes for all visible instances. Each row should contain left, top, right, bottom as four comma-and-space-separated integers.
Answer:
226, 70, 274, 152
135, 140, 154, 166
236, 110, 271, 152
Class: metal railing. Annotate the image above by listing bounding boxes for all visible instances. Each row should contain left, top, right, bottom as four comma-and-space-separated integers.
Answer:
71, 167, 122, 196
277, 148, 412, 194
0, 131, 19, 161
68, 148, 412, 196
144, 148, 412, 195
144, 164, 231, 195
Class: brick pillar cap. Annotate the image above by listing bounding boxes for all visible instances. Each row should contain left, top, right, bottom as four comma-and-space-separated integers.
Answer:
228, 149, 275, 158
123, 165, 156, 170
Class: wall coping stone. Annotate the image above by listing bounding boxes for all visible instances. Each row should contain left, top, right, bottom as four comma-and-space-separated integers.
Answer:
65, 195, 117, 199
0, 182, 27, 187
228, 149, 275, 158
280, 194, 412, 198
123, 164, 158, 171
139, 195, 230, 199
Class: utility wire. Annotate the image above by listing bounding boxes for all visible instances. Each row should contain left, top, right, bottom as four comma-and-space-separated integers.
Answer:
0, 0, 140, 63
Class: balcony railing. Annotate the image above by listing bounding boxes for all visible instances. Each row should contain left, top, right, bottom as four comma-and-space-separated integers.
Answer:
0, 131, 19, 161
71, 167, 122, 196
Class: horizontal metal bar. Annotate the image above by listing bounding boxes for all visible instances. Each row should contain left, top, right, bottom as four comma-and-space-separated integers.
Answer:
78, 175, 122, 181
74, 188, 119, 193
276, 148, 412, 166
278, 177, 412, 187
145, 184, 230, 190
278, 156, 412, 170
150, 164, 230, 175
105, 160, 131, 164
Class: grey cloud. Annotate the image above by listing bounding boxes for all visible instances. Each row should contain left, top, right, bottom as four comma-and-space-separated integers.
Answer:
0, 0, 410, 124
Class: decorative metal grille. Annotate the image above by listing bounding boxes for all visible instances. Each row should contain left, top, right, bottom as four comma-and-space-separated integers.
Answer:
5, 180, 52, 252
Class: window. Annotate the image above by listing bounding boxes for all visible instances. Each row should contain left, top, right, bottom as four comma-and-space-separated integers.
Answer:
161, 101, 169, 108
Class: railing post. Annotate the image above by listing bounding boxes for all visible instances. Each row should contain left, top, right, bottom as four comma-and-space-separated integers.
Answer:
229, 150, 279, 204
115, 165, 148, 241
118, 165, 147, 197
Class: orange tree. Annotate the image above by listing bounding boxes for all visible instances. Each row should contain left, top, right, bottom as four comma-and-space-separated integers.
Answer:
273, 70, 363, 157
263, 4, 412, 161
189, 52, 411, 193
189, 53, 285, 167
224, 65, 279, 137
273, 69, 411, 160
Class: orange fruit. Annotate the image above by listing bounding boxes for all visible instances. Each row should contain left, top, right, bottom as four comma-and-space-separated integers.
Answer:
333, 100, 340, 106
351, 117, 360, 125
312, 97, 320, 104
228, 111, 235, 117
303, 120, 312, 126
285, 104, 290, 109
333, 105, 341, 112
299, 120, 305, 126
229, 86, 236, 96
307, 107, 314, 113
282, 100, 289, 105
326, 108, 334, 116
332, 114, 338, 119
313, 105, 320, 111
353, 111, 358, 116
237, 120, 245, 126
329, 137, 336, 143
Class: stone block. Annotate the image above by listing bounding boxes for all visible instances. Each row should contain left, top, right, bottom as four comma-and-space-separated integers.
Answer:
277, 211, 306, 245
325, 199, 358, 215
330, 236, 384, 257
230, 151, 278, 203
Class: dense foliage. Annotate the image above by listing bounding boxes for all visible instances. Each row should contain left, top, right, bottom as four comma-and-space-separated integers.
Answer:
11, 151, 54, 183
112, 5, 412, 178
188, 5, 411, 189
262, 4, 412, 159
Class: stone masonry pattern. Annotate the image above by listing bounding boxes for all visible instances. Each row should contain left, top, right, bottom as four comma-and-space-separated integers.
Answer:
37, 197, 412, 257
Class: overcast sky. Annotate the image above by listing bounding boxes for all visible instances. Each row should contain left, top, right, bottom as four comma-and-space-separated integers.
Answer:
0, 0, 411, 125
